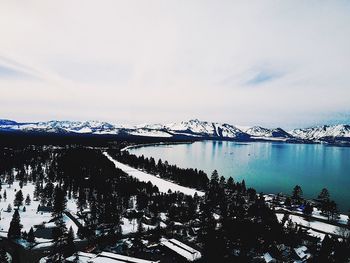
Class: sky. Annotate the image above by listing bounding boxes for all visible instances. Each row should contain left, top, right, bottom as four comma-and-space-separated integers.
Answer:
0, 0, 350, 129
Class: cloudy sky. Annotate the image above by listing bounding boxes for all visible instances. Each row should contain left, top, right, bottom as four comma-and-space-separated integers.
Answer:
0, 0, 349, 128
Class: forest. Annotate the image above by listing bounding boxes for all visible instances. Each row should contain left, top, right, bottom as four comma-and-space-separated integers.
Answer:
0, 143, 349, 262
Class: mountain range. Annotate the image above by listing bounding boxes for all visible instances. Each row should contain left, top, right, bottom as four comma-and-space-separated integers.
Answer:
1, 118, 350, 145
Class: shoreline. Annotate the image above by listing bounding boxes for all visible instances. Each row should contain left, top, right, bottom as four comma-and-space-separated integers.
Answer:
120, 140, 195, 152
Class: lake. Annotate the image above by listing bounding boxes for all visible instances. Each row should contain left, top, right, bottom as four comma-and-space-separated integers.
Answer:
128, 141, 350, 211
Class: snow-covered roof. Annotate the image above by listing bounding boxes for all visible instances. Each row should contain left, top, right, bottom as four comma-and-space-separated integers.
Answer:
294, 246, 311, 260
161, 238, 201, 262
65, 251, 158, 263
93, 252, 158, 263
263, 252, 276, 263
65, 252, 96, 263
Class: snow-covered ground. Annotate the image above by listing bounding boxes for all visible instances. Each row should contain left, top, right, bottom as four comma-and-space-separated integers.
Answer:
120, 217, 167, 235
104, 152, 205, 197
276, 213, 349, 238
0, 182, 51, 233
0, 181, 81, 247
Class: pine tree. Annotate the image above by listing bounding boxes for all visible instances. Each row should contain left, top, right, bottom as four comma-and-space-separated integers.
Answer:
14, 190, 24, 208
292, 185, 303, 203
284, 197, 292, 207
3, 190, 6, 200
319, 235, 333, 260
66, 226, 76, 256
25, 194, 31, 206
241, 179, 246, 193
28, 227, 35, 243
303, 202, 313, 216
226, 177, 234, 191
6, 204, 12, 213
49, 217, 69, 262
33, 180, 42, 200
210, 170, 219, 187
8, 209, 23, 239
52, 186, 67, 218
318, 188, 330, 201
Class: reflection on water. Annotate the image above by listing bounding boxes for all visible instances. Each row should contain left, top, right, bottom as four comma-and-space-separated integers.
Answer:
130, 141, 350, 211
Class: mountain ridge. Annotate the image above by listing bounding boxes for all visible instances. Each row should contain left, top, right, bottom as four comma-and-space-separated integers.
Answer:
1, 118, 349, 145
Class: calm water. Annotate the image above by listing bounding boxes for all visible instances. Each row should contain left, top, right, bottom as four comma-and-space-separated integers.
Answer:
129, 141, 350, 211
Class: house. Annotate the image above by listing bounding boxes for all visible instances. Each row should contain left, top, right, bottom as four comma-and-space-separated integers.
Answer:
263, 252, 277, 263
160, 238, 202, 262
293, 246, 311, 262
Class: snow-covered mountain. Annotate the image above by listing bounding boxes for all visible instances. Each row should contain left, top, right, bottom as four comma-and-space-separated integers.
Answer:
1, 118, 349, 144
240, 126, 292, 140
0, 119, 249, 140
0, 120, 120, 134
162, 119, 249, 140
290, 125, 350, 141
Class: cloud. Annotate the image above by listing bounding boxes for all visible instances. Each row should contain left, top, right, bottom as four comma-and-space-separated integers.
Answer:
0, 56, 39, 80
0, 1, 349, 127
245, 67, 284, 86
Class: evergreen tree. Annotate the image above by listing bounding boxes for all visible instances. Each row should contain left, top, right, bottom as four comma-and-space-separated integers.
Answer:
33, 180, 42, 200
3, 190, 6, 200
292, 185, 303, 203
27, 227, 35, 243
49, 217, 69, 262
25, 194, 31, 206
318, 235, 333, 261
14, 190, 24, 208
219, 176, 226, 189
6, 204, 12, 212
318, 188, 330, 200
303, 202, 313, 216
322, 199, 338, 221
226, 177, 234, 191
66, 226, 76, 256
52, 186, 67, 218
8, 209, 23, 239
241, 179, 246, 193
210, 170, 219, 187
284, 197, 291, 207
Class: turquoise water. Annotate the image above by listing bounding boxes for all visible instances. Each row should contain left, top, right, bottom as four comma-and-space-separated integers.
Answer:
129, 141, 350, 211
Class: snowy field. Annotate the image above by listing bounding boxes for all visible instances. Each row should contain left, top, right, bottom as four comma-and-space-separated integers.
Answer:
104, 152, 205, 197
0, 181, 80, 247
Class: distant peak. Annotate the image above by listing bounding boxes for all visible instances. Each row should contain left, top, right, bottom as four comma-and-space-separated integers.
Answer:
187, 118, 202, 123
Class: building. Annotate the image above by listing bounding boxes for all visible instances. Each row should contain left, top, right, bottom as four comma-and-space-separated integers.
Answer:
160, 238, 202, 262
65, 251, 159, 263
